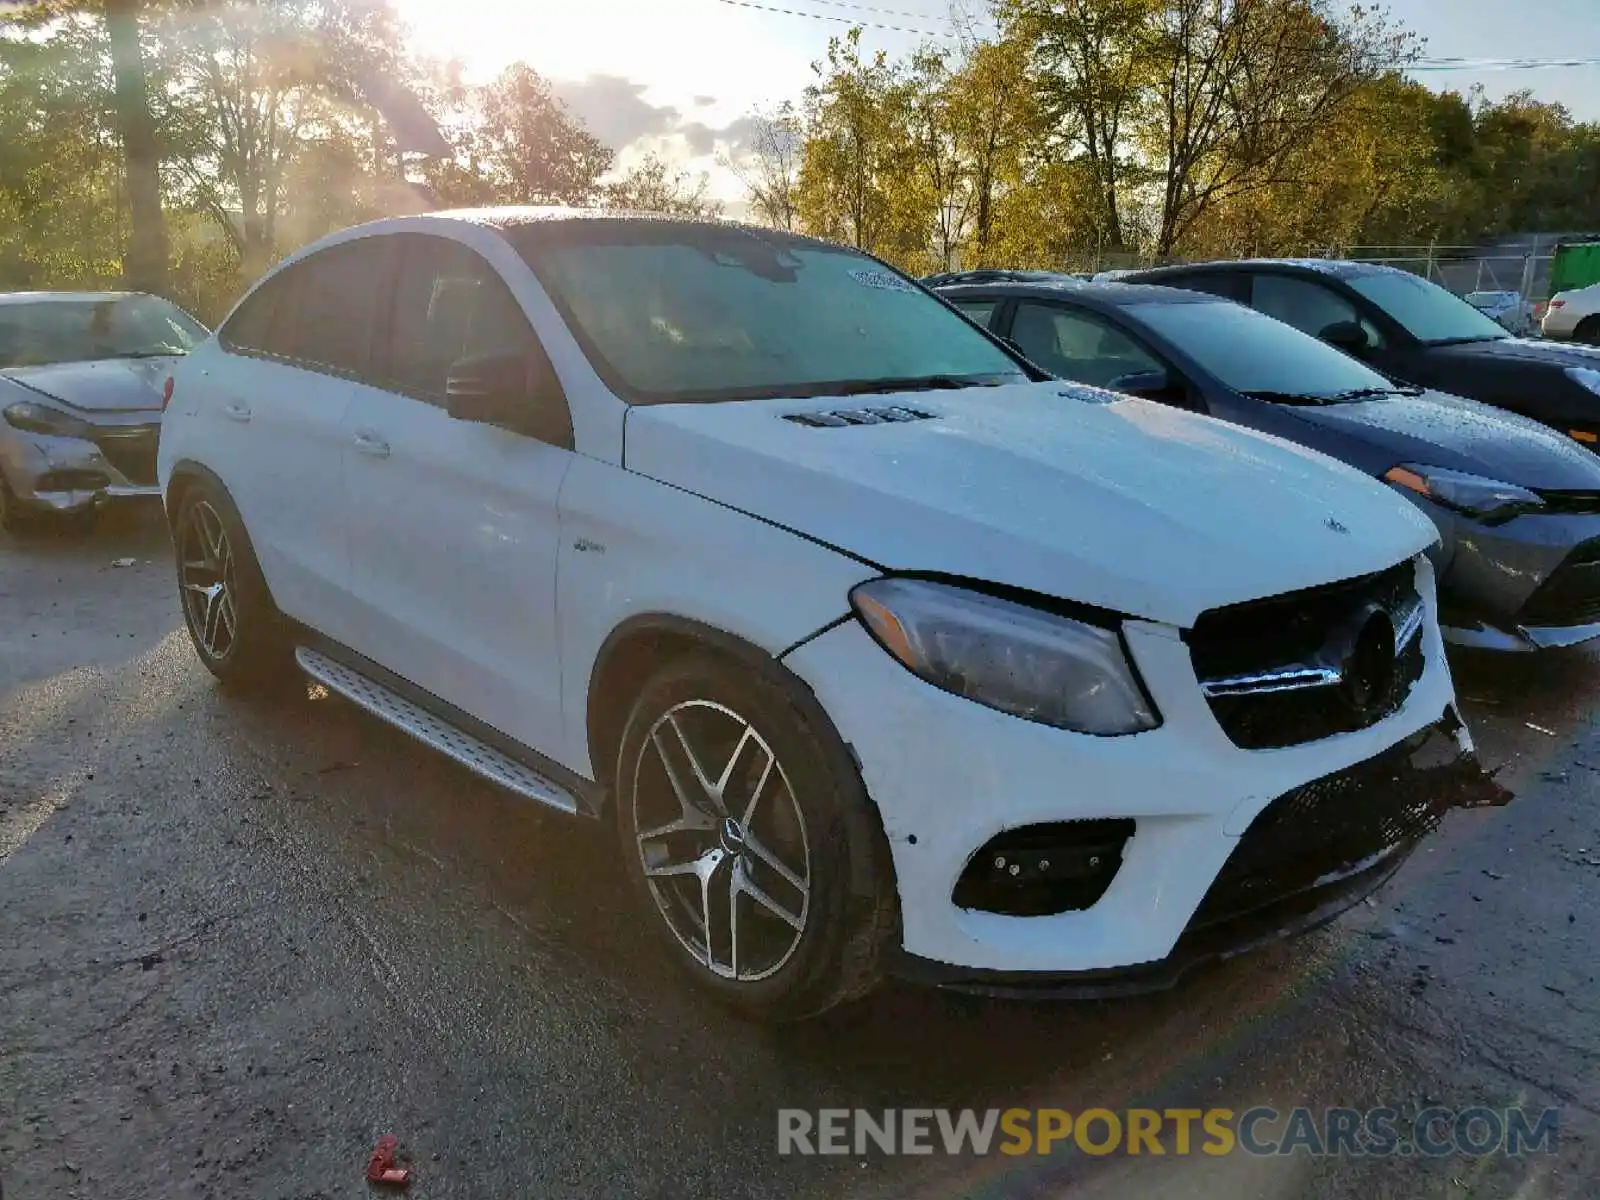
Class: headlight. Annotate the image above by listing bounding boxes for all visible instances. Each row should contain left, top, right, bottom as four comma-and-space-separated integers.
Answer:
849, 577, 1160, 735
2, 400, 90, 439
1384, 463, 1544, 523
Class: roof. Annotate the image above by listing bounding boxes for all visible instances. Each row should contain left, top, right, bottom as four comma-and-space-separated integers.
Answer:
1129, 258, 1398, 281
931, 274, 1218, 307
347, 205, 816, 243
0, 291, 141, 306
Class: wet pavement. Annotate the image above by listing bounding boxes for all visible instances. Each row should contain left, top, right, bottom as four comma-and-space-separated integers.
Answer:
2, 506, 1597, 1198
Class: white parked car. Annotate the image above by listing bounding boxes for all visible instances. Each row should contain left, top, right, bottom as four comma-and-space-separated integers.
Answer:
1543, 282, 1600, 344
157, 210, 1505, 1019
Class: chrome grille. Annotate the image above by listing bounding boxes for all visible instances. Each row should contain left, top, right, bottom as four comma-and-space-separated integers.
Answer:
1188, 562, 1426, 750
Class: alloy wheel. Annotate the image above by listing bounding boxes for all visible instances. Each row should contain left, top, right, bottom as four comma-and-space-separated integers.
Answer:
632, 699, 812, 982
179, 500, 239, 660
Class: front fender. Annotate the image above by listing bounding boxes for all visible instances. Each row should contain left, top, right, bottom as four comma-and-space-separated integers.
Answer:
555, 456, 874, 778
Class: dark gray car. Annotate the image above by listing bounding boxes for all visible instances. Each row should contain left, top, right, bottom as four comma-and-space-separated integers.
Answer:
930, 270, 1600, 652
0, 292, 208, 533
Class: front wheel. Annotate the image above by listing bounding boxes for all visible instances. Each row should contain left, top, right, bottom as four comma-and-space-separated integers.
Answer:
614, 652, 896, 1021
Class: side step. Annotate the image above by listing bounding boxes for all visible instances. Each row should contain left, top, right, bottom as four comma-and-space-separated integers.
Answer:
295, 646, 580, 815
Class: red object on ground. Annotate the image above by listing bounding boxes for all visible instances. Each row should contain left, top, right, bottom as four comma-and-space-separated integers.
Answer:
366, 1135, 411, 1187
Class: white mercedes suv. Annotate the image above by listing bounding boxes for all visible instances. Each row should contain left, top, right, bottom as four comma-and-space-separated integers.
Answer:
158, 210, 1506, 1020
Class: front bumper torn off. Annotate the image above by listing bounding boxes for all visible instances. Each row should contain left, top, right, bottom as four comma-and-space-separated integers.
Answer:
890, 715, 1511, 999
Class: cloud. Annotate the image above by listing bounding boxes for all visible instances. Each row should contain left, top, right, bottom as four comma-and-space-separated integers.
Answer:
551, 73, 748, 162
551, 74, 682, 151
680, 122, 718, 156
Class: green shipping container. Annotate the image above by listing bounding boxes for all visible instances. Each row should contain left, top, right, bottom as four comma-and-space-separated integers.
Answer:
1551, 242, 1600, 295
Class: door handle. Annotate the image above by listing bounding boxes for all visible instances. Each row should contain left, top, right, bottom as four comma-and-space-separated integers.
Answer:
223, 402, 251, 423
352, 430, 391, 458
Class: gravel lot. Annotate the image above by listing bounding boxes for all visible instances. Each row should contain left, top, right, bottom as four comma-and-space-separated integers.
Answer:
2, 504, 1597, 1198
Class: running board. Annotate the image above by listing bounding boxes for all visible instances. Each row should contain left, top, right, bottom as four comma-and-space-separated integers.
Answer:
294, 646, 581, 815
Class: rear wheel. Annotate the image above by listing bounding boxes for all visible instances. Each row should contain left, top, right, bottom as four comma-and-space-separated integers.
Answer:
1575, 317, 1600, 346
174, 481, 292, 687
614, 651, 896, 1021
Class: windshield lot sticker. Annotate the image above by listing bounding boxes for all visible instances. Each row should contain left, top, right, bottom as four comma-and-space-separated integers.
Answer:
849, 270, 917, 293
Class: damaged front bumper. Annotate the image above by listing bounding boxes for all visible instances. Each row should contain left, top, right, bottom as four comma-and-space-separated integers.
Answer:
0, 423, 161, 514
889, 714, 1511, 1000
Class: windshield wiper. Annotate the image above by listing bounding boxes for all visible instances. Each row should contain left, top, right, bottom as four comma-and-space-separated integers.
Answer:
1328, 386, 1420, 401
829, 374, 1011, 396
1425, 335, 1509, 347
1239, 389, 1342, 405
100, 349, 185, 360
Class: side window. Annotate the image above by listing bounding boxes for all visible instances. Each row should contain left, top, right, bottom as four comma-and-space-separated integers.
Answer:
218, 239, 390, 378
383, 235, 542, 405
218, 270, 299, 359
951, 299, 998, 329
1009, 302, 1167, 390
1251, 274, 1384, 347
289, 238, 393, 379
1162, 272, 1248, 302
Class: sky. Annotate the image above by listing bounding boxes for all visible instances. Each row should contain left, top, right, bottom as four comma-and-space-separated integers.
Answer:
395, 0, 1600, 202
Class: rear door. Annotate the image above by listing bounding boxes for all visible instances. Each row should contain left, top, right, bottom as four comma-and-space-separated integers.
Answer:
206, 238, 392, 640
340, 232, 574, 756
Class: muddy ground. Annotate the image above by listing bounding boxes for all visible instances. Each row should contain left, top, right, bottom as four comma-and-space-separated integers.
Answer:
1, 505, 1597, 1198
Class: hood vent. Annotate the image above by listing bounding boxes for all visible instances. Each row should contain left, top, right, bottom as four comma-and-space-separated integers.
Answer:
783, 405, 935, 428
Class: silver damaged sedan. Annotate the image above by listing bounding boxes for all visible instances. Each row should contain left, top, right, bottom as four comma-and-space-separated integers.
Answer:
0, 291, 208, 534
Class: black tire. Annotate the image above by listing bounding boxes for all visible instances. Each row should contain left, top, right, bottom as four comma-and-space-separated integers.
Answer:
0, 470, 31, 535
45, 506, 99, 538
1575, 317, 1600, 346
613, 650, 897, 1021
173, 480, 293, 688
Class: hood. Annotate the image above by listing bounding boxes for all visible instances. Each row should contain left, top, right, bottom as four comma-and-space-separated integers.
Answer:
1430, 336, 1600, 371
1282, 390, 1600, 490
623, 382, 1438, 627
0, 356, 179, 413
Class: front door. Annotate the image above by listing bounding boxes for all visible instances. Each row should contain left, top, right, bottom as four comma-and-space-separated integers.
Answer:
340, 232, 574, 757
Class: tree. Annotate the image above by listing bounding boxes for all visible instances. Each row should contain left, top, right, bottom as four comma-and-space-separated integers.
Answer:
946, 35, 1039, 264
154, 0, 412, 273
722, 102, 802, 230
0, 7, 126, 288
1001, 0, 1151, 251
1142, 0, 1418, 255
600, 152, 722, 218
477, 62, 612, 205
796, 29, 920, 259
104, 0, 167, 291
903, 46, 968, 271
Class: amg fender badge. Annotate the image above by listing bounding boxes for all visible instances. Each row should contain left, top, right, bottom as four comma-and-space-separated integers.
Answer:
1325, 517, 1350, 534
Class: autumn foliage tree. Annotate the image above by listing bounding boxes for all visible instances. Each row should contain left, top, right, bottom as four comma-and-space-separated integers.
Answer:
774, 0, 1600, 273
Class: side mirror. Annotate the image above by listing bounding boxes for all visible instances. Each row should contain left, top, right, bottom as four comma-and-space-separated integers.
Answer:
1109, 369, 1177, 399
1318, 320, 1370, 354
445, 350, 573, 448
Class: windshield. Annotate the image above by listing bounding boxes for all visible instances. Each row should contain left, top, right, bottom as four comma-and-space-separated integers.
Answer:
507, 224, 1028, 403
0, 295, 208, 368
1348, 271, 1508, 345
1128, 299, 1401, 400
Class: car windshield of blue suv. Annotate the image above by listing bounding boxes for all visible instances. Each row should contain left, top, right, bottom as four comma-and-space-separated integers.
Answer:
1347, 270, 1510, 345
1128, 300, 1407, 402
509, 224, 1030, 403
0, 296, 208, 367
